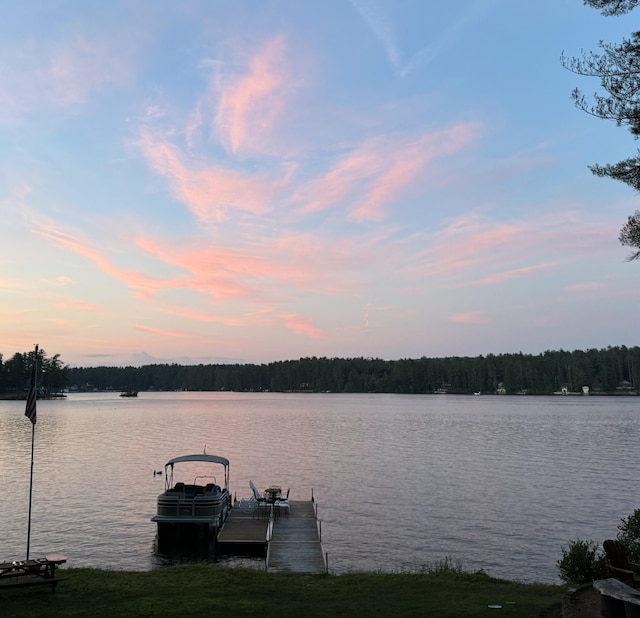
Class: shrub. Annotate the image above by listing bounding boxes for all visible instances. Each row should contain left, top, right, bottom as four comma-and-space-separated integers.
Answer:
419, 556, 464, 575
617, 508, 640, 562
557, 539, 606, 585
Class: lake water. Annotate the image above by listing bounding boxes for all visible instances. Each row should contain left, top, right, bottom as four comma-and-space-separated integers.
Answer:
1, 391, 638, 583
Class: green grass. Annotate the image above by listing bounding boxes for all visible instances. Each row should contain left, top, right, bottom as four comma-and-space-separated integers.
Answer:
0, 565, 564, 617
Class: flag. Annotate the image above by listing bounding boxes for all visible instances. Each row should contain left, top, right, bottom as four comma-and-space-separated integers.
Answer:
25, 365, 36, 425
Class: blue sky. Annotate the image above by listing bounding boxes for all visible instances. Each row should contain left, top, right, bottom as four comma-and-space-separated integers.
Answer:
1, 1, 639, 367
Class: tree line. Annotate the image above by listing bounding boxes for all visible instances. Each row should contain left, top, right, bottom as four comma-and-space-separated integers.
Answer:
0, 345, 635, 396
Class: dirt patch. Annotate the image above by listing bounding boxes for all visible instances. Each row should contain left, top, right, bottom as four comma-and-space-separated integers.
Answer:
560, 585, 600, 618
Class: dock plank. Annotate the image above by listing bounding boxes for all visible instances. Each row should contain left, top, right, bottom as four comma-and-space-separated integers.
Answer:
217, 508, 269, 545
267, 500, 326, 574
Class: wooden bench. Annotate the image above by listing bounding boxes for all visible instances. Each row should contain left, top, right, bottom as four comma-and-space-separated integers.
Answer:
594, 578, 640, 618
0, 553, 67, 592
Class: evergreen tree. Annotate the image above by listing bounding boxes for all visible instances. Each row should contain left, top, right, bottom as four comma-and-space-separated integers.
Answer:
562, 0, 640, 258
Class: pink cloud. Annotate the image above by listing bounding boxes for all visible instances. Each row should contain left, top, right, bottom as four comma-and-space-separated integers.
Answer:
437, 216, 525, 258
37, 222, 362, 308
215, 35, 290, 154
35, 223, 353, 341
0, 35, 134, 122
362, 303, 393, 329
49, 317, 75, 326
159, 301, 326, 340
0, 277, 23, 290
133, 324, 187, 338
449, 312, 487, 324
565, 282, 603, 293
296, 149, 379, 214
295, 123, 482, 220
354, 125, 483, 220
54, 276, 74, 285
138, 133, 275, 222
52, 297, 98, 311
405, 206, 622, 292
281, 313, 326, 339
139, 227, 374, 300
159, 303, 272, 327
464, 262, 555, 287
35, 226, 189, 299
47, 36, 132, 106
411, 216, 526, 278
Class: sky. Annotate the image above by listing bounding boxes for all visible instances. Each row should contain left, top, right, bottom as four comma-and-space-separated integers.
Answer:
2, 1, 640, 368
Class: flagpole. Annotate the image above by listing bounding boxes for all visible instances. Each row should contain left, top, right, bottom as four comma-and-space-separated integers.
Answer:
26, 344, 38, 560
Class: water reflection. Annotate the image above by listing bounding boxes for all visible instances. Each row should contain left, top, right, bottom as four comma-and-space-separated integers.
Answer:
1, 392, 639, 582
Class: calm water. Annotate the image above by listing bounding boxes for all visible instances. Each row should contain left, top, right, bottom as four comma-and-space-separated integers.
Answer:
1, 392, 639, 583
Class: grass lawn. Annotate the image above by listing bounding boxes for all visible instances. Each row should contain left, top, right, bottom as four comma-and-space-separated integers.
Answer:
0, 565, 564, 617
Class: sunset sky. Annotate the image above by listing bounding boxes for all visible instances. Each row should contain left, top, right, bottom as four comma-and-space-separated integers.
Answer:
2, 1, 639, 368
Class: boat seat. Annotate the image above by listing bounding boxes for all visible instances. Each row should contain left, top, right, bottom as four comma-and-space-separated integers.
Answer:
172, 482, 185, 493
184, 485, 204, 497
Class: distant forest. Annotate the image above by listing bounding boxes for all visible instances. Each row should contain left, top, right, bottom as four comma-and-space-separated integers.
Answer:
2, 346, 640, 396
64, 345, 640, 395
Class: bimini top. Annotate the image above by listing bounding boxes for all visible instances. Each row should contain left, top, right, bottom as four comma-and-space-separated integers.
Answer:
164, 454, 229, 467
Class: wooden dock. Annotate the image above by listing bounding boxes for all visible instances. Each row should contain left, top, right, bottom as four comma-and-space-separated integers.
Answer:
217, 508, 270, 554
266, 500, 326, 574
217, 499, 326, 573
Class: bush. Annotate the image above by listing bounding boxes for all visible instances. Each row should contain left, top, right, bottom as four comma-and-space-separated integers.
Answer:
617, 508, 640, 562
418, 556, 464, 575
557, 539, 606, 585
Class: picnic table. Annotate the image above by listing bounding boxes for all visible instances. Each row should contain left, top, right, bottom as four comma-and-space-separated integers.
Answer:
0, 553, 67, 591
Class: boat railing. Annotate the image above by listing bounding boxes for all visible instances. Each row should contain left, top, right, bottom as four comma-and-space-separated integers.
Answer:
156, 488, 229, 518
194, 475, 217, 485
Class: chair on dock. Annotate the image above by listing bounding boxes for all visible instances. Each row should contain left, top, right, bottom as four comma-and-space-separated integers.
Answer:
603, 539, 640, 588
275, 488, 290, 518
249, 481, 268, 503
249, 481, 271, 518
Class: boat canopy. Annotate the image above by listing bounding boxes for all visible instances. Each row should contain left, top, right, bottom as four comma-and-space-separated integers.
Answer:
162, 454, 230, 493
164, 454, 229, 468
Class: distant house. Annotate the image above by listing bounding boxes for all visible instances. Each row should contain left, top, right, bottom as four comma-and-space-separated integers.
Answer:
616, 380, 637, 395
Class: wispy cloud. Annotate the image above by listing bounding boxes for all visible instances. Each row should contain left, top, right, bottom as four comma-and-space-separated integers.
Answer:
449, 312, 487, 324
408, 215, 526, 279
402, 207, 620, 291
51, 296, 97, 311
464, 263, 555, 287
281, 312, 326, 339
34, 221, 361, 341
138, 132, 276, 222
349, 0, 499, 78
294, 124, 482, 219
214, 35, 291, 155
565, 282, 603, 293
133, 324, 188, 337
349, 0, 401, 69
34, 225, 187, 300
0, 35, 136, 122
136, 31, 484, 230
0, 277, 24, 290
53, 276, 74, 286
